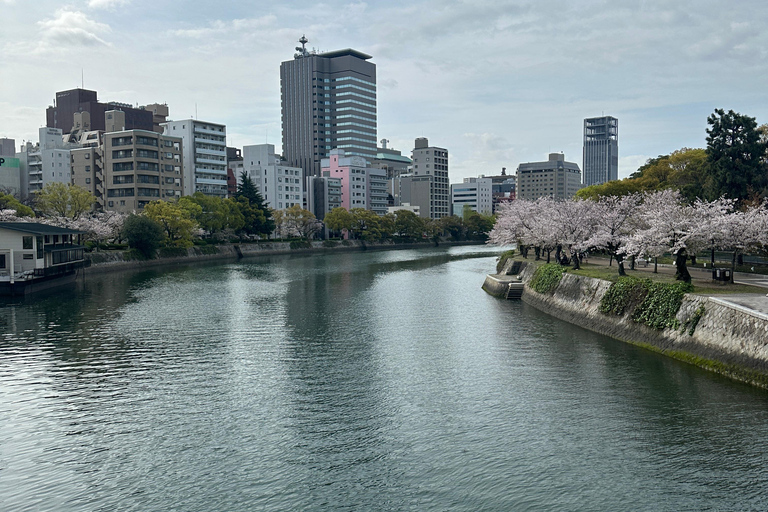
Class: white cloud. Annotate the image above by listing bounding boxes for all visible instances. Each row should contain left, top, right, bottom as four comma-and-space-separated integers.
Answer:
36, 9, 112, 51
87, 0, 129, 9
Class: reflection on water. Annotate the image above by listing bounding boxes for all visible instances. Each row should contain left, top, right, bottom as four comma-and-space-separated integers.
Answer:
1, 245, 768, 511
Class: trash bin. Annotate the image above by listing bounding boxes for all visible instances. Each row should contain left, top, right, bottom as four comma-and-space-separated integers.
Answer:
712, 268, 731, 282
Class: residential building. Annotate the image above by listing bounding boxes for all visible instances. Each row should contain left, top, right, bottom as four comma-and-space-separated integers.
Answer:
17, 127, 73, 198
46, 88, 157, 134
450, 177, 493, 216
307, 175, 342, 221
227, 147, 243, 197
516, 153, 582, 200
281, 36, 376, 177
72, 110, 183, 213
320, 148, 387, 215
242, 144, 304, 210
583, 116, 618, 186
398, 137, 449, 219
163, 119, 228, 197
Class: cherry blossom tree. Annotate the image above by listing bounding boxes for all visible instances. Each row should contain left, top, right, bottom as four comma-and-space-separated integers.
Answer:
581, 194, 642, 276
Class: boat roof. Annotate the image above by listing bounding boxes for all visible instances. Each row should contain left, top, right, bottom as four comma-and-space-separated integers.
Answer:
0, 222, 85, 235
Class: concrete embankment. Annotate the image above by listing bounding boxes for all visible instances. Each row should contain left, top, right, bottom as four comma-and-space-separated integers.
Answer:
485, 260, 768, 387
85, 240, 481, 274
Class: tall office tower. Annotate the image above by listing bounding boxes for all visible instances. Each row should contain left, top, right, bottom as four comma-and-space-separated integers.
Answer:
280, 36, 377, 177
583, 116, 618, 186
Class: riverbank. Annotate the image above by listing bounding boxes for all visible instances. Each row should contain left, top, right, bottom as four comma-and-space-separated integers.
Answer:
85, 239, 484, 274
485, 259, 768, 388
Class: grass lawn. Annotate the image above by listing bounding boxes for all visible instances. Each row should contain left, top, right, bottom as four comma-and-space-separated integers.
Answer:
513, 258, 766, 295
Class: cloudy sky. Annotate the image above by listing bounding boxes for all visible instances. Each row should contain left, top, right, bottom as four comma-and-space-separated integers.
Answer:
2, 0, 767, 182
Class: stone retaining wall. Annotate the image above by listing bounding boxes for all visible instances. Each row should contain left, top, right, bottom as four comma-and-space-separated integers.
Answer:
512, 264, 768, 386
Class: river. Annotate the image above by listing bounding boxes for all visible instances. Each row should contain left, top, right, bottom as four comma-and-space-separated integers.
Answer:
1, 245, 767, 511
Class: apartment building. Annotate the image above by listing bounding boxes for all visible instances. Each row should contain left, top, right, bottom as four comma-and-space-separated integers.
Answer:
163, 119, 228, 197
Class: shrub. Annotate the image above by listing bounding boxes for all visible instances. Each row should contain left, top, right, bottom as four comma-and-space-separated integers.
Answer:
599, 276, 650, 316
322, 240, 338, 248
529, 263, 567, 294
158, 247, 189, 258
290, 240, 312, 250
632, 281, 693, 330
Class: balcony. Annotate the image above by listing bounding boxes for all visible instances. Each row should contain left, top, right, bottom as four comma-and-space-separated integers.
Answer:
194, 167, 228, 176
194, 137, 226, 146
195, 177, 227, 185
195, 157, 226, 166
193, 126, 226, 137
196, 147, 226, 157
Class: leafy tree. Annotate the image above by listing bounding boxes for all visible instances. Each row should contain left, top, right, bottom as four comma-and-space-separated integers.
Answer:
393, 210, 425, 241
274, 205, 322, 239
143, 200, 199, 247
0, 192, 34, 217
464, 211, 495, 241
35, 183, 95, 219
122, 214, 164, 258
438, 215, 465, 241
706, 109, 768, 202
323, 207, 354, 237
179, 193, 228, 235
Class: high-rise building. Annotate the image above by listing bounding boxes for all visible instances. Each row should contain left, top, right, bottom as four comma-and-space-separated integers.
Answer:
46, 88, 162, 134
320, 149, 387, 215
162, 119, 228, 197
516, 153, 581, 200
583, 116, 618, 186
72, 110, 184, 213
402, 137, 449, 219
280, 36, 376, 177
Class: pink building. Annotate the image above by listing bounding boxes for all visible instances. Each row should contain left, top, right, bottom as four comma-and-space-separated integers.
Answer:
321, 149, 389, 214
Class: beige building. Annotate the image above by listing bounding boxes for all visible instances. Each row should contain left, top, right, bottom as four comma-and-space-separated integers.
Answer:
72, 110, 183, 213
516, 153, 582, 201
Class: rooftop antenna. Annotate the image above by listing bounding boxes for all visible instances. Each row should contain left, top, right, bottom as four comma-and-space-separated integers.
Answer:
81, 69, 84, 89
380, 138, 389, 149
195, 103, 198, 120
295, 35, 310, 59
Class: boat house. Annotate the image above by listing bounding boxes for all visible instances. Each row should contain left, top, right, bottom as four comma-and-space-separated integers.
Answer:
0, 222, 86, 295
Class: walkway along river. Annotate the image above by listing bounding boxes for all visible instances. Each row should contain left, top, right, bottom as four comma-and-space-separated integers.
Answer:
2, 245, 768, 511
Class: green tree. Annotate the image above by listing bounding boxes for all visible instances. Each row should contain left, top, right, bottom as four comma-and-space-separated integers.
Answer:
35, 183, 95, 219
323, 207, 354, 237
122, 214, 164, 258
179, 193, 228, 235
0, 192, 35, 217
143, 200, 199, 247
438, 215, 465, 241
393, 210, 425, 241
234, 171, 274, 236
706, 109, 768, 202
464, 211, 495, 240
274, 205, 321, 239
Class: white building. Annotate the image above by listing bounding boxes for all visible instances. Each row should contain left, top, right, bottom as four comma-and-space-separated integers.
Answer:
450, 177, 493, 216
516, 153, 582, 200
162, 119, 227, 197
242, 144, 304, 210
17, 127, 73, 199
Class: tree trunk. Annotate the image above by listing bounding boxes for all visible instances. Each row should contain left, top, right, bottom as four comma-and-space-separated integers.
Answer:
616, 254, 626, 276
555, 245, 562, 264
737, 253, 744, 265
690, 254, 697, 266
674, 249, 691, 283
630, 255, 635, 271
609, 254, 613, 266
711, 248, 715, 265
572, 250, 580, 270
546, 250, 551, 264
731, 251, 737, 283
534, 246, 541, 261
654, 257, 658, 274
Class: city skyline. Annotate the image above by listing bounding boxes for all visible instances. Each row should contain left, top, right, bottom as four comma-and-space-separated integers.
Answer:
2, 0, 767, 183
